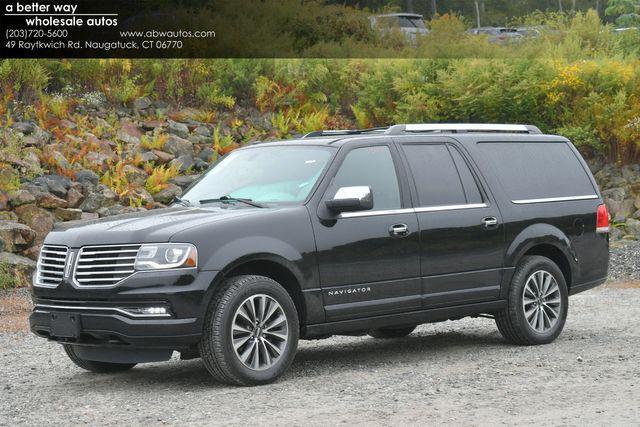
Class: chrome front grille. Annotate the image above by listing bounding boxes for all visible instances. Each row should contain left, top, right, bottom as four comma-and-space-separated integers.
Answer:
36, 245, 69, 287
74, 244, 141, 287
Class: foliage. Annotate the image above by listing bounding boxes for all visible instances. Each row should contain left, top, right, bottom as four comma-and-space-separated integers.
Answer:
0, 262, 18, 290
140, 132, 169, 151
605, 0, 640, 26
145, 164, 180, 194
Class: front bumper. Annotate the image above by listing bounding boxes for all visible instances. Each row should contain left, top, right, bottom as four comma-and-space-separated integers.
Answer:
30, 269, 219, 350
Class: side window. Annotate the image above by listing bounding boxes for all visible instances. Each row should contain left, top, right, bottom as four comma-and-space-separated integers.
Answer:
449, 147, 483, 204
401, 143, 470, 207
331, 146, 401, 210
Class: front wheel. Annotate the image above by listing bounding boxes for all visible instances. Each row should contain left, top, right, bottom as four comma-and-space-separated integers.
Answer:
495, 255, 568, 345
199, 275, 299, 386
63, 345, 136, 373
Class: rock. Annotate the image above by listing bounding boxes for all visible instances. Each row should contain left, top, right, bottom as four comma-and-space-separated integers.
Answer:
140, 151, 159, 163
199, 147, 216, 162
34, 192, 68, 209
163, 135, 194, 158
167, 119, 190, 138
152, 150, 175, 164
117, 121, 143, 144
22, 244, 41, 261
0, 252, 36, 288
633, 209, 640, 220
0, 221, 36, 253
121, 187, 154, 207
80, 212, 99, 221
194, 126, 212, 137
9, 190, 36, 208
0, 192, 8, 210
625, 218, 640, 238
65, 187, 84, 208
601, 188, 627, 202
193, 158, 209, 171
83, 152, 111, 172
152, 183, 182, 204
0, 212, 18, 221
610, 226, 623, 240
54, 208, 83, 221
0, 168, 18, 192
9, 121, 36, 134
13, 204, 54, 244
142, 119, 165, 131
133, 96, 152, 110
122, 164, 148, 186
31, 175, 71, 198
75, 169, 100, 186
621, 164, 640, 181
170, 175, 198, 189
605, 198, 635, 222
170, 155, 195, 173
78, 184, 117, 213
635, 197, 640, 211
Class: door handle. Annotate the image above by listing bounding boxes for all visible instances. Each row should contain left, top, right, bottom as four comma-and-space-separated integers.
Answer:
389, 224, 409, 237
482, 216, 499, 228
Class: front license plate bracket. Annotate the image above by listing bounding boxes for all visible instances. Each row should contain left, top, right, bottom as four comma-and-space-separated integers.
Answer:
50, 312, 81, 338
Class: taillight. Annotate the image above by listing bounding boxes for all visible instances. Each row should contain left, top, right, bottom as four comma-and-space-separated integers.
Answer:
596, 204, 609, 233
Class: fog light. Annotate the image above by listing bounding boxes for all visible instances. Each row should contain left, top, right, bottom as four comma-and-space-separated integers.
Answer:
140, 307, 167, 315
121, 306, 170, 317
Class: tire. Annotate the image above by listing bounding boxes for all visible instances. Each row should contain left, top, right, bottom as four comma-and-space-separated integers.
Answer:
368, 325, 416, 339
198, 275, 299, 386
63, 345, 136, 373
495, 255, 569, 345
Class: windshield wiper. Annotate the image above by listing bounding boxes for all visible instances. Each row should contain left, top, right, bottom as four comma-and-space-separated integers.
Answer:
199, 195, 265, 208
172, 196, 192, 207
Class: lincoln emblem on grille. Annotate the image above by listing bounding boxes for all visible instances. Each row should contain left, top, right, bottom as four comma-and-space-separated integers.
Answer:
64, 251, 75, 279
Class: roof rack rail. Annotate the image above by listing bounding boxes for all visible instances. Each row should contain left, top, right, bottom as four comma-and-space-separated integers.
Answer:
302, 127, 389, 138
385, 123, 542, 135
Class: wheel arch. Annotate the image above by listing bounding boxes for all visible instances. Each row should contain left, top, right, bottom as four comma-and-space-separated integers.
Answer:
506, 223, 576, 288
209, 254, 308, 327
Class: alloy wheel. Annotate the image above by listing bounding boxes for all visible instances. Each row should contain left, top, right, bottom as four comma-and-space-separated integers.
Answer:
522, 270, 562, 333
231, 294, 289, 371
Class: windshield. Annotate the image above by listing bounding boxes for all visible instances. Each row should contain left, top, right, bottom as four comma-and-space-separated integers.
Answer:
182, 145, 334, 205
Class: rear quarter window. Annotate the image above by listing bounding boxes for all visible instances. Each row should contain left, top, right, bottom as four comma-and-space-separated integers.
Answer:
477, 141, 595, 201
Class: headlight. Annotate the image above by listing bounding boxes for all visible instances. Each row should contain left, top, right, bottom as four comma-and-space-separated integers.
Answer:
134, 243, 197, 271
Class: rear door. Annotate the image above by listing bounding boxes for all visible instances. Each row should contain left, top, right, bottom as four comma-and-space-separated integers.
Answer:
310, 142, 421, 321
396, 138, 506, 308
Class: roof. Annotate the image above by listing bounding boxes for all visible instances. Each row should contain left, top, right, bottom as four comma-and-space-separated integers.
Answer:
239, 124, 564, 149
372, 13, 424, 19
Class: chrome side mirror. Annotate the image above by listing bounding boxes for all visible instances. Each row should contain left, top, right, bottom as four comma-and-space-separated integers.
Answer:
325, 186, 373, 213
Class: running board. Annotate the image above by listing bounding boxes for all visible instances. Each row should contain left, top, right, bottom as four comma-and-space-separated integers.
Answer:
302, 300, 506, 338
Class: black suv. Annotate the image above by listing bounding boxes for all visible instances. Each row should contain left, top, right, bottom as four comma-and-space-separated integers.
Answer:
30, 124, 610, 385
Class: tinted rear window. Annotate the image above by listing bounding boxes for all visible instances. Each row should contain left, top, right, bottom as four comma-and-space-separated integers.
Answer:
402, 143, 479, 207
477, 142, 595, 200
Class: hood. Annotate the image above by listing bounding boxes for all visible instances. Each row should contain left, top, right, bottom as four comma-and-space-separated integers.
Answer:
44, 206, 267, 248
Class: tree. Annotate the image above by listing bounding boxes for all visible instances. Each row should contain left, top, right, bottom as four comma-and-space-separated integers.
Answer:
605, 0, 640, 26
431, 0, 437, 17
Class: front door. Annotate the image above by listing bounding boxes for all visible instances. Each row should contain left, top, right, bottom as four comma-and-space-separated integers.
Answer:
397, 140, 505, 308
311, 144, 421, 321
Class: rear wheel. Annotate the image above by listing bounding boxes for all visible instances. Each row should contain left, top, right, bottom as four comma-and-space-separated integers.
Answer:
63, 345, 136, 373
495, 255, 568, 345
368, 325, 416, 339
199, 275, 299, 386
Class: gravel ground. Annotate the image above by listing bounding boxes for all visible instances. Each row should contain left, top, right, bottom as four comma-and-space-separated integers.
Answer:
1, 287, 639, 426
608, 240, 640, 281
